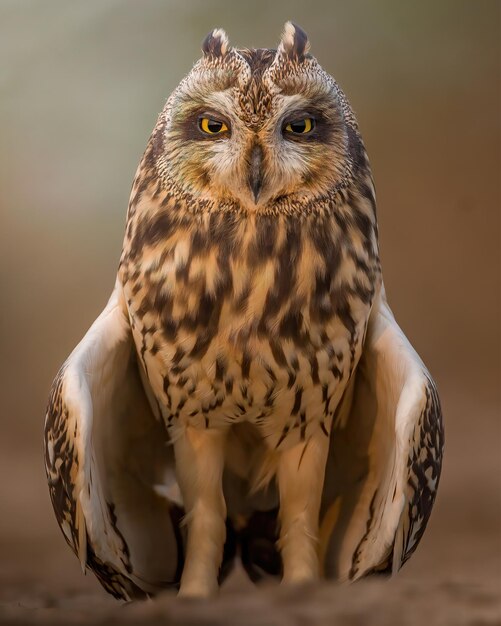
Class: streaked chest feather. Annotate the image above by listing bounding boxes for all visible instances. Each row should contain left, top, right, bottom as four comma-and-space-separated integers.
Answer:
120, 200, 380, 446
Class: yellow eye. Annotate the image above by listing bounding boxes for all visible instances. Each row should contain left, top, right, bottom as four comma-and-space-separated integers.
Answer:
199, 117, 229, 135
285, 118, 314, 134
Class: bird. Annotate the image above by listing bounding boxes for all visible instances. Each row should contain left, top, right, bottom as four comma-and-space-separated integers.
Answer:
44, 22, 444, 600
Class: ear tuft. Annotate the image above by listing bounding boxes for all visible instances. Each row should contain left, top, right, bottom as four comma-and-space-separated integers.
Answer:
279, 21, 310, 61
202, 28, 230, 57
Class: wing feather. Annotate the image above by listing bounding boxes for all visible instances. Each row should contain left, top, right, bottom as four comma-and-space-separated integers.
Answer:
44, 282, 185, 599
320, 285, 444, 580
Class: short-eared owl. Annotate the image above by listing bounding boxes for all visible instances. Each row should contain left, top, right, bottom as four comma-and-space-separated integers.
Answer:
45, 23, 443, 599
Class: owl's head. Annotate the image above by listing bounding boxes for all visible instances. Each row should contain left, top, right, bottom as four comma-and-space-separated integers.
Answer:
152, 22, 362, 214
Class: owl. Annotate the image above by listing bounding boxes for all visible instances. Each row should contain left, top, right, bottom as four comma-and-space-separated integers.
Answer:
44, 23, 444, 599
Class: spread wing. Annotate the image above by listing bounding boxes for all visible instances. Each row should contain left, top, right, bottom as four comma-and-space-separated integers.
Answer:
44, 282, 185, 600
319, 286, 444, 581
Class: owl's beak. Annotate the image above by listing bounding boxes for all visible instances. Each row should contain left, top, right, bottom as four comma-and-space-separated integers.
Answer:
248, 143, 264, 204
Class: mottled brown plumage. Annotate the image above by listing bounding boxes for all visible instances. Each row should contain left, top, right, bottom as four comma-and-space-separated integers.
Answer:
44, 22, 443, 600
119, 24, 379, 452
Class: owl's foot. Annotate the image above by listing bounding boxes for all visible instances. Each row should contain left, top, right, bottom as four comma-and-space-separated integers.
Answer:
276, 433, 329, 585
174, 426, 228, 599
279, 521, 321, 585
281, 555, 320, 585
178, 573, 219, 599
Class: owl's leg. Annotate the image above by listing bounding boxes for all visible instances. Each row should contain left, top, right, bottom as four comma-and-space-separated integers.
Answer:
277, 430, 330, 583
174, 425, 227, 598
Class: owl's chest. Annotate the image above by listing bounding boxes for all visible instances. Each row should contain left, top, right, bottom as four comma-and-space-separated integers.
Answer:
121, 212, 378, 443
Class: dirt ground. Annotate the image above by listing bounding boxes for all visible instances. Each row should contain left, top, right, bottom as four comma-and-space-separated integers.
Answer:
0, 2, 499, 625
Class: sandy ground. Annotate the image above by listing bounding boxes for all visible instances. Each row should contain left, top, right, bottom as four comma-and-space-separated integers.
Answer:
1, 534, 500, 626
1, 571, 500, 626
0, 551, 500, 626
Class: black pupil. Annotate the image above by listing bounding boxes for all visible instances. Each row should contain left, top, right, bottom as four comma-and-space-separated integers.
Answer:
207, 119, 223, 133
289, 119, 308, 133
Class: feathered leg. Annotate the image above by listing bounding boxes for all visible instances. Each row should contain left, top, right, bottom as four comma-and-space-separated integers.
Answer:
277, 430, 330, 583
174, 426, 228, 598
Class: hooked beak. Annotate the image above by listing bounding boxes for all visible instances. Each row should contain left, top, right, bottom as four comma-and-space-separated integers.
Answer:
248, 143, 264, 204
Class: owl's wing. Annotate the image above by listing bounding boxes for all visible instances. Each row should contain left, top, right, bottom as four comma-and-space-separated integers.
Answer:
319, 285, 444, 581
44, 282, 185, 600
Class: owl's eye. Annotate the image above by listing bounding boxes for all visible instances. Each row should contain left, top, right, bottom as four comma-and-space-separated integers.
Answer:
199, 117, 229, 135
284, 118, 315, 134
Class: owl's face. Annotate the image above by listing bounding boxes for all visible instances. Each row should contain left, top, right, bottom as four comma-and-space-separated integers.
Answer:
155, 23, 357, 213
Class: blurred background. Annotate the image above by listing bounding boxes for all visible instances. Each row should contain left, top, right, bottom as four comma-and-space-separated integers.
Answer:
0, 1, 499, 623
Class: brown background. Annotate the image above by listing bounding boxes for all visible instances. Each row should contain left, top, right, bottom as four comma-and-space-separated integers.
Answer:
0, 1, 499, 624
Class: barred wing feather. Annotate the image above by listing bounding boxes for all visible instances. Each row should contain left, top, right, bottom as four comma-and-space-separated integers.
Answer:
44, 283, 184, 600
320, 287, 444, 581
